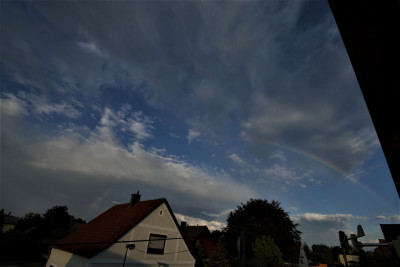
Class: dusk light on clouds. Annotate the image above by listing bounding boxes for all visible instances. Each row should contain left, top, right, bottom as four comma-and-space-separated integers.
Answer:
1, 0, 399, 246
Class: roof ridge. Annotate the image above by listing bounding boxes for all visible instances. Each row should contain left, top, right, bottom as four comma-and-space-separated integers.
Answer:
115, 198, 166, 206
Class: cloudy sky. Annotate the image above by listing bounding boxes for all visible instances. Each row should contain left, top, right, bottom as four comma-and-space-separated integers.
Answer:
1, 0, 399, 247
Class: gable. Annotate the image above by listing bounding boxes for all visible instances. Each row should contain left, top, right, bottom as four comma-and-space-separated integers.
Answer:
91, 202, 196, 265
53, 199, 165, 258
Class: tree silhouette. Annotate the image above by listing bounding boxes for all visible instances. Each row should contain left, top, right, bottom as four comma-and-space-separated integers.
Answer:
208, 241, 230, 267
0, 205, 85, 263
309, 244, 334, 267
250, 235, 284, 267
223, 199, 301, 262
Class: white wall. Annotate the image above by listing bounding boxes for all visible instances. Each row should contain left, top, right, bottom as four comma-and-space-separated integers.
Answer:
46, 247, 89, 267
90, 202, 195, 267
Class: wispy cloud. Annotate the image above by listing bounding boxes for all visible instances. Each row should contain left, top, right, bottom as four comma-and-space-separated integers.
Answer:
2, 92, 81, 118
1, 0, 394, 245
228, 153, 248, 166
1, 98, 254, 217
294, 213, 368, 246
77, 41, 103, 56
375, 215, 400, 222
175, 213, 226, 231
271, 151, 287, 162
1, 0, 379, 175
1, 93, 28, 116
187, 129, 201, 144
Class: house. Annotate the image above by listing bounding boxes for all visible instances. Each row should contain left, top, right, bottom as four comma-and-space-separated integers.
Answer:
338, 254, 359, 266
290, 242, 309, 267
298, 243, 308, 267
46, 193, 196, 267
1, 214, 19, 233
180, 222, 216, 261
374, 239, 392, 259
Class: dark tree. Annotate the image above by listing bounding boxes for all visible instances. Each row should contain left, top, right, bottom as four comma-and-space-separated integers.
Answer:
223, 199, 301, 262
309, 244, 334, 267
249, 235, 284, 267
208, 241, 230, 267
15, 212, 42, 233
0, 206, 85, 263
359, 250, 400, 267
331, 246, 342, 262
211, 229, 223, 243
42, 206, 71, 231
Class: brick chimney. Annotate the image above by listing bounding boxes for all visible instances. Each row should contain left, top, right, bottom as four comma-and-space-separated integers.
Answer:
128, 191, 141, 208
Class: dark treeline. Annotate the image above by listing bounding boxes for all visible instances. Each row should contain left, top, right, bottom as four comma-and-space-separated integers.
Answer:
2, 200, 398, 266
0, 206, 85, 263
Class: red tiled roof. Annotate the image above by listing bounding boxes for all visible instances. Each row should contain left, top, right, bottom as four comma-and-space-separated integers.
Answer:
54, 198, 165, 258
180, 226, 209, 242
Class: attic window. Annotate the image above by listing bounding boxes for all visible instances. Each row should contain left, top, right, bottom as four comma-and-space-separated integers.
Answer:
147, 233, 167, 254
159, 210, 163, 215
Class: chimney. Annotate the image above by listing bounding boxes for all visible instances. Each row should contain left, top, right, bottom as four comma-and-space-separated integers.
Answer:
128, 191, 141, 208
180, 221, 187, 228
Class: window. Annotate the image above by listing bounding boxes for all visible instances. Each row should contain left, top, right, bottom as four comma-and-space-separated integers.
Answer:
147, 233, 167, 254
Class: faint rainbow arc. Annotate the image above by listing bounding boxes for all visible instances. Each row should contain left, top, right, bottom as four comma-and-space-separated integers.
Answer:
246, 139, 392, 209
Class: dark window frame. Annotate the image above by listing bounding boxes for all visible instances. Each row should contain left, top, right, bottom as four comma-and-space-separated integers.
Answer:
147, 233, 167, 254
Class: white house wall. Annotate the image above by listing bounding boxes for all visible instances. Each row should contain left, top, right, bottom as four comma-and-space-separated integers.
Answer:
90, 203, 195, 267
46, 247, 89, 267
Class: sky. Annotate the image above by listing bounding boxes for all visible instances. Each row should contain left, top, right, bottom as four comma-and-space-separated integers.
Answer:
1, 0, 399, 247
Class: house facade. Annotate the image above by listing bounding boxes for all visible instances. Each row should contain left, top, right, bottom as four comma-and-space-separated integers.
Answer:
46, 194, 195, 267
1, 214, 19, 233
180, 223, 216, 260
298, 243, 308, 267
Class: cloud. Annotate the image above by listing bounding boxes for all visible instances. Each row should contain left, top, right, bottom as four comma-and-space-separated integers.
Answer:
175, 213, 226, 231
294, 213, 368, 246
1, 1, 390, 244
255, 164, 315, 189
228, 154, 247, 166
2, 91, 81, 119
375, 215, 400, 222
1, 0, 379, 177
266, 164, 299, 181
226, 150, 317, 188
187, 129, 201, 144
26, 93, 81, 118
1, 97, 254, 219
77, 41, 103, 56
126, 110, 154, 140
1, 93, 28, 117
271, 151, 287, 162
96, 106, 154, 142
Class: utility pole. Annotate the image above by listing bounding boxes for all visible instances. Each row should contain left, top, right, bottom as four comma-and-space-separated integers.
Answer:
338, 231, 350, 267
240, 228, 246, 267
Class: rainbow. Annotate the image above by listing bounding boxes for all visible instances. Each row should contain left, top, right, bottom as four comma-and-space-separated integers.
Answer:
246, 139, 396, 211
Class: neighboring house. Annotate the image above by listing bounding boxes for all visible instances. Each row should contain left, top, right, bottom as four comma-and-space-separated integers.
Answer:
180, 223, 216, 260
374, 239, 392, 258
298, 243, 309, 267
292, 242, 309, 267
338, 254, 359, 266
1, 215, 19, 233
46, 193, 196, 267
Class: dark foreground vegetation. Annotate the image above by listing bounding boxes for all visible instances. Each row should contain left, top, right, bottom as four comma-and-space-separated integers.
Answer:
0, 206, 85, 264
1, 200, 398, 266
